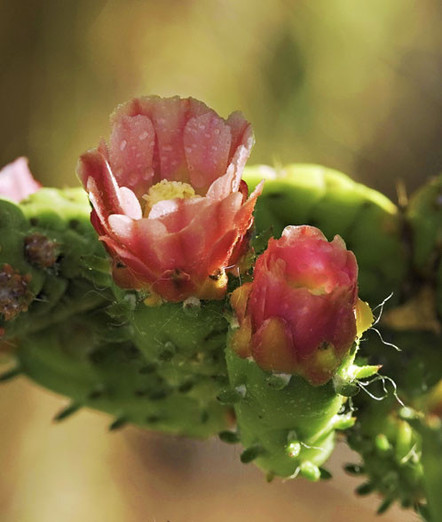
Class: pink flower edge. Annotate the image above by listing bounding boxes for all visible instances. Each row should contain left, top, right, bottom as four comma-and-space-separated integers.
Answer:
0, 158, 41, 203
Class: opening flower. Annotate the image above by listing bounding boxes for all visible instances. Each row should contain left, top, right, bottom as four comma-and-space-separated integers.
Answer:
78, 96, 262, 302
230, 225, 372, 385
0, 157, 41, 203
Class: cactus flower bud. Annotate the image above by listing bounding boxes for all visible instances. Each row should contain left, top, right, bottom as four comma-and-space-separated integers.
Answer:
231, 225, 371, 385
78, 96, 262, 302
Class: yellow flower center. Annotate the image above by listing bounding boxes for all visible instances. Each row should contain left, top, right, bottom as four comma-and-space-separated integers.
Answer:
142, 180, 197, 217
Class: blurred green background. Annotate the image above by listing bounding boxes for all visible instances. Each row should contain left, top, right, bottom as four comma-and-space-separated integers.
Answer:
1, 1, 441, 521
1, 0, 441, 198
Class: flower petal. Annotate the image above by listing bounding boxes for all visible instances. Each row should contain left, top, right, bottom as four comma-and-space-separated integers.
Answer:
79, 96, 258, 302
0, 157, 40, 202
184, 112, 232, 194
108, 113, 156, 197
78, 150, 125, 218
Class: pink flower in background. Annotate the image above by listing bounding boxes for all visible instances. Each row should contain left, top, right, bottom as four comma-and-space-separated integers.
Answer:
230, 225, 370, 385
78, 96, 262, 302
0, 157, 41, 202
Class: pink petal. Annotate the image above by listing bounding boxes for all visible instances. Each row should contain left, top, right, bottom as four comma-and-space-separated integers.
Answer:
119, 187, 142, 219
100, 234, 158, 284
149, 97, 190, 182
184, 112, 232, 194
108, 114, 156, 197
78, 151, 124, 217
0, 157, 41, 202
148, 198, 182, 220
226, 111, 254, 161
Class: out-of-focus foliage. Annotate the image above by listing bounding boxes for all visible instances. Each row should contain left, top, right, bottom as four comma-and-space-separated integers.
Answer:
1, 0, 441, 197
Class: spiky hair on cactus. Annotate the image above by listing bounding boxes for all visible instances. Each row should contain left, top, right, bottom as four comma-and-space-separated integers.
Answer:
225, 225, 375, 479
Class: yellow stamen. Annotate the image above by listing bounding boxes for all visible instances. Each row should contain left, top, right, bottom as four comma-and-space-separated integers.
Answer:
143, 180, 197, 217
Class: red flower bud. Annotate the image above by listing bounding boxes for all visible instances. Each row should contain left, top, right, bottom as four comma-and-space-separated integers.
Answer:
0, 158, 41, 203
78, 96, 263, 303
231, 225, 371, 385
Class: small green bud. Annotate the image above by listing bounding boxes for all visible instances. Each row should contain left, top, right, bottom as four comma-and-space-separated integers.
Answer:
299, 461, 321, 481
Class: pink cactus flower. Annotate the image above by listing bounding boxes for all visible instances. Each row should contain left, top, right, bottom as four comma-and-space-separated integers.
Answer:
230, 225, 372, 385
0, 157, 41, 202
78, 96, 263, 303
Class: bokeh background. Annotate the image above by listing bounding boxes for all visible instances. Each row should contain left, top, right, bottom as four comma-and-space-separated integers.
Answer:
1, 0, 441, 520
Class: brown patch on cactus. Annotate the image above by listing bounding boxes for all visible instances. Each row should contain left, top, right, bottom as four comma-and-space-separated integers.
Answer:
0, 264, 33, 320
24, 233, 58, 268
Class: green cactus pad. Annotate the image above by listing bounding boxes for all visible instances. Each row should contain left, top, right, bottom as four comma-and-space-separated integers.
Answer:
224, 343, 366, 479
243, 164, 408, 306
14, 305, 232, 438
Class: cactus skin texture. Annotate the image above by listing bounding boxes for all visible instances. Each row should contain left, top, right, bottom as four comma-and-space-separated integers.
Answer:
243, 164, 407, 306
224, 341, 377, 480
346, 329, 442, 519
0, 188, 113, 340
16, 309, 231, 437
